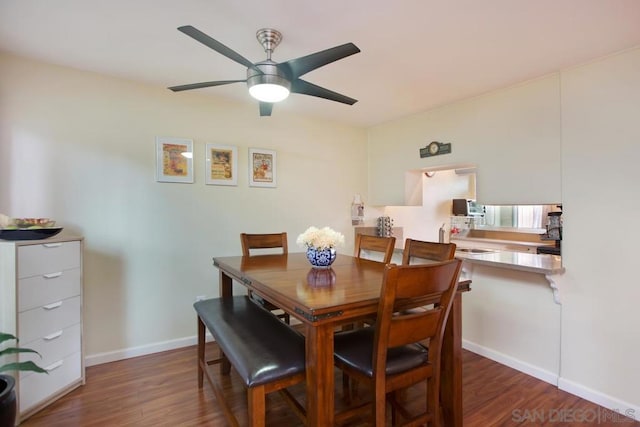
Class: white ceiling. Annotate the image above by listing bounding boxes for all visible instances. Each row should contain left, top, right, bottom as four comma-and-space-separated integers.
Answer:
1, 0, 640, 127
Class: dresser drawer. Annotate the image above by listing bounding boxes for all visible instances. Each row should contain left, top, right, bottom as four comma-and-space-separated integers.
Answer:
18, 241, 81, 279
18, 296, 81, 345
19, 268, 81, 312
19, 323, 81, 380
19, 351, 82, 413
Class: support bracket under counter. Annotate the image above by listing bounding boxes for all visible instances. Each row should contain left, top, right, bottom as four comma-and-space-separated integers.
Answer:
456, 250, 564, 304
544, 274, 562, 305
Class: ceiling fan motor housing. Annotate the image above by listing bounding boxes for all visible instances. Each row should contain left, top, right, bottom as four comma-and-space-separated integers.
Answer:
246, 60, 291, 92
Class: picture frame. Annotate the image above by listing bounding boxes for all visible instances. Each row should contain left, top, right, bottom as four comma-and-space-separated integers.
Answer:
156, 137, 194, 183
249, 148, 277, 188
205, 144, 238, 186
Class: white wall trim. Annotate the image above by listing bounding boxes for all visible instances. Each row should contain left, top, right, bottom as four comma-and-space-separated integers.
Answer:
463, 339, 559, 386
558, 377, 639, 423
85, 334, 213, 367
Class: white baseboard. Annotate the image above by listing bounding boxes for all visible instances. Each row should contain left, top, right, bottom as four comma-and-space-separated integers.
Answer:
463, 340, 639, 422
462, 339, 559, 386
85, 333, 213, 367
558, 377, 639, 422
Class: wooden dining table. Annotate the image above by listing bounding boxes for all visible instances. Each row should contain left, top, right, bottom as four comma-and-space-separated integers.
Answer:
213, 252, 470, 427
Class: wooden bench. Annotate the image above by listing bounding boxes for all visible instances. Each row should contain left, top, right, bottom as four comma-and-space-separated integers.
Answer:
194, 296, 306, 427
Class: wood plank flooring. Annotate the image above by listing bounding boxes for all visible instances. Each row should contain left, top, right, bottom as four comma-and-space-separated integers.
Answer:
22, 344, 639, 426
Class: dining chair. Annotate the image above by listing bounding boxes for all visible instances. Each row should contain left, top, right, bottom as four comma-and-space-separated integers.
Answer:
240, 232, 290, 324
333, 259, 463, 427
399, 238, 457, 326
402, 238, 456, 264
354, 233, 396, 264
343, 233, 397, 333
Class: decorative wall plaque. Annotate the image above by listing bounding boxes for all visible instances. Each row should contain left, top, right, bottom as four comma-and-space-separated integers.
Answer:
420, 141, 452, 158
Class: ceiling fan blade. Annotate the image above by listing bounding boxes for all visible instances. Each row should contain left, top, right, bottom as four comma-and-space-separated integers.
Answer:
168, 80, 245, 92
278, 43, 360, 79
290, 79, 357, 105
259, 102, 274, 116
178, 26, 262, 74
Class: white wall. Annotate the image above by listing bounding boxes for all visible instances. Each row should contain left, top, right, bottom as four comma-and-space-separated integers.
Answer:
367, 75, 562, 206
366, 46, 640, 415
384, 169, 474, 244
0, 53, 368, 359
559, 48, 640, 414
462, 265, 561, 384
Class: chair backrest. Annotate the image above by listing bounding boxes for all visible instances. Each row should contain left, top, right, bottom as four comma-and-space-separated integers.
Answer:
354, 234, 396, 264
373, 259, 462, 379
240, 232, 288, 256
402, 238, 456, 265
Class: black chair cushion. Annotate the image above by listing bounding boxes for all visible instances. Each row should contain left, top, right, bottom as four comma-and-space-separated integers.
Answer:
333, 327, 428, 377
194, 296, 305, 387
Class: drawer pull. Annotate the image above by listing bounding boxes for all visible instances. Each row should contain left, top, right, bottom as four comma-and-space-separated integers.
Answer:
43, 301, 63, 310
44, 330, 64, 341
45, 360, 64, 372
43, 272, 63, 279
43, 243, 63, 248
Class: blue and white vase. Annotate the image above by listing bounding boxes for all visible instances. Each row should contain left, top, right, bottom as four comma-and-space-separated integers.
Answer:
306, 247, 337, 269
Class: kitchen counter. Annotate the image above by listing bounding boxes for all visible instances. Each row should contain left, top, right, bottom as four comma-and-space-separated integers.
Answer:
452, 235, 548, 250
454, 249, 563, 275
455, 248, 564, 305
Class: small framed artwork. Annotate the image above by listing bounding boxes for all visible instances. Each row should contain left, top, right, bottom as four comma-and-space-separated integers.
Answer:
156, 137, 194, 183
205, 144, 238, 186
249, 148, 277, 188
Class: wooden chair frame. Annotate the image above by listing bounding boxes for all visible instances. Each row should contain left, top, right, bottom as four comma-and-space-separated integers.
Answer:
240, 232, 290, 323
241, 232, 289, 256
354, 234, 396, 264
334, 260, 463, 427
402, 238, 456, 265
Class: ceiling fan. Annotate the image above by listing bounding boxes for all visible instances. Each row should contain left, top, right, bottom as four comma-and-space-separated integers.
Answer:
168, 26, 361, 116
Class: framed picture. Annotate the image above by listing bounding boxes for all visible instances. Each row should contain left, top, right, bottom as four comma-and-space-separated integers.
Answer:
205, 144, 238, 186
249, 148, 277, 188
156, 137, 194, 183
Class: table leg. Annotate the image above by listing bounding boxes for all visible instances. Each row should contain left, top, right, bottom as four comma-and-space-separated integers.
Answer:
218, 270, 232, 374
219, 270, 233, 298
305, 322, 335, 427
441, 292, 463, 427
197, 317, 205, 388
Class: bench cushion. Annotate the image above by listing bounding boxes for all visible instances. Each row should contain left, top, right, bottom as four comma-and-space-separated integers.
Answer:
194, 296, 305, 387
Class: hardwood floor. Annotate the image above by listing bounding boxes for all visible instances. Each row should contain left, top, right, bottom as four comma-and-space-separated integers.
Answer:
22, 344, 639, 426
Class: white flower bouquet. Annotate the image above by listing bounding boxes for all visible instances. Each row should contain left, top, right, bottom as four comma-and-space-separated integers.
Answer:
296, 226, 345, 250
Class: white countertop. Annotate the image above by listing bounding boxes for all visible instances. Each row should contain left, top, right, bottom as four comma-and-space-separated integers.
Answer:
451, 235, 552, 249
455, 249, 563, 275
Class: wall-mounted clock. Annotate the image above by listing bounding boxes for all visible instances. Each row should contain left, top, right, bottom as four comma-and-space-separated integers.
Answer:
419, 141, 452, 158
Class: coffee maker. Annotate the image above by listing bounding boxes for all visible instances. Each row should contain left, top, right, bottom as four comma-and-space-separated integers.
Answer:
537, 207, 562, 255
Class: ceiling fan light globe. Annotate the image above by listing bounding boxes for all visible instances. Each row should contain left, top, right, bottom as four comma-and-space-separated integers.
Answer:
249, 83, 290, 103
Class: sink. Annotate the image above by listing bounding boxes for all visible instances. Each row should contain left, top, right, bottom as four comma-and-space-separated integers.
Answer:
457, 248, 496, 254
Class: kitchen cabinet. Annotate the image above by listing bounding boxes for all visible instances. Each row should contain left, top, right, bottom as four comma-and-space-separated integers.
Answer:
0, 235, 84, 423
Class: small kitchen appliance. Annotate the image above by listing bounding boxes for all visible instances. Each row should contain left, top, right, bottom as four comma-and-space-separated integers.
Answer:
537, 209, 562, 255
452, 199, 485, 217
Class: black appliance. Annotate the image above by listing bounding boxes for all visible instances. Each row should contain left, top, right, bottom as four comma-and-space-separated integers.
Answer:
452, 199, 485, 216
537, 243, 561, 255
538, 207, 562, 255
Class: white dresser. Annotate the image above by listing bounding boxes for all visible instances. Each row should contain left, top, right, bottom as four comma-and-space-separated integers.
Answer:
0, 235, 84, 423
